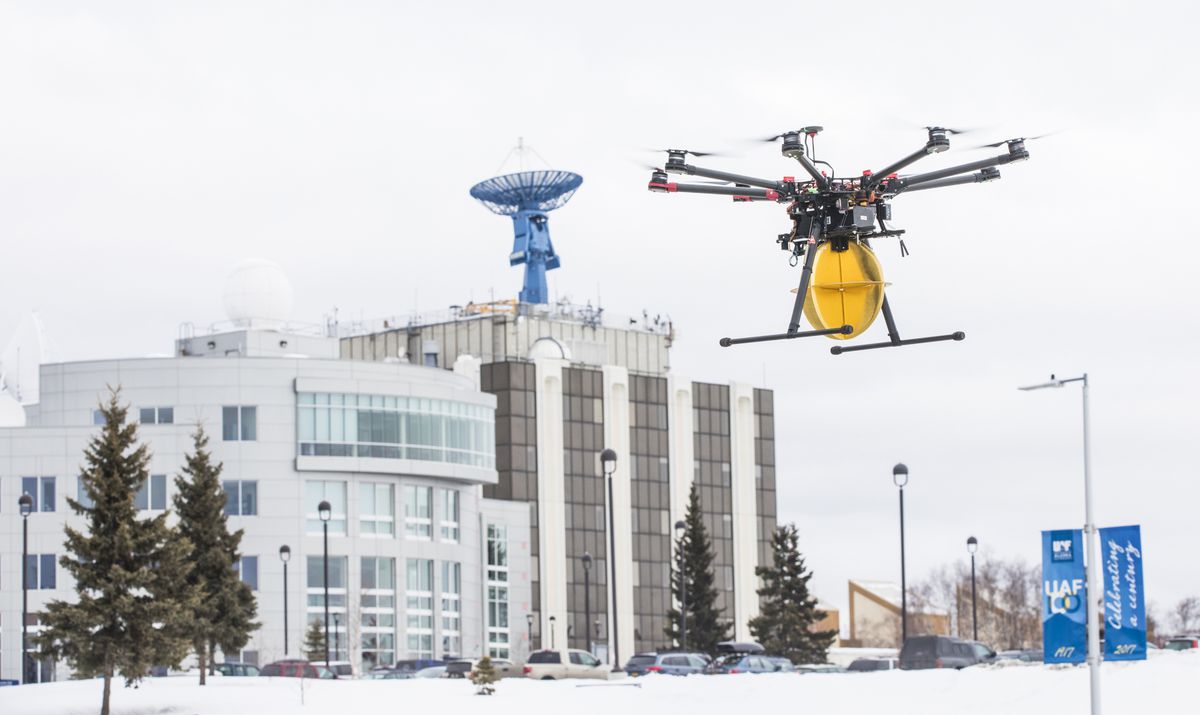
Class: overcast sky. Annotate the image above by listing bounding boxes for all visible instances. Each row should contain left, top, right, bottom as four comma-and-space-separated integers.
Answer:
2, 1, 1197, 627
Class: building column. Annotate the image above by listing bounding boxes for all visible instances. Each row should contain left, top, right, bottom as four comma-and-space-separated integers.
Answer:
601, 365, 635, 665
666, 376, 694, 530
533, 357, 569, 650
729, 381, 760, 641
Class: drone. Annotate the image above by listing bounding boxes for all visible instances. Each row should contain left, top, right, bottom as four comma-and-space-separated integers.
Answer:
646, 126, 1035, 354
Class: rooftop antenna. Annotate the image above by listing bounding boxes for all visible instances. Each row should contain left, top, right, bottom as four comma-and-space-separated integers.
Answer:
470, 139, 583, 304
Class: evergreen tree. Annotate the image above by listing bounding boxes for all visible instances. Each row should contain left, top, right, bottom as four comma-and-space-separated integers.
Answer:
664, 484, 731, 654
304, 620, 327, 662
469, 655, 497, 695
34, 391, 195, 715
748, 524, 836, 664
173, 426, 259, 685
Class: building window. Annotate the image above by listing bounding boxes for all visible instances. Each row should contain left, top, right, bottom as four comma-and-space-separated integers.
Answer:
135, 474, 168, 511
359, 483, 395, 537
361, 557, 396, 671
486, 524, 510, 658
24, 554, 57, 590
295, 392, 495, 469
239, 650, 259, 666
405, 558, 434, 658
223, 480, 258, 516
92, 409, 106, 426
441, 561, 462, 658
222, 405, 257, 441
76, 477, 95, 509
21, 477, 56, 513
237, 556, 259, 591
440, 489, 460, 543
306, 481, 347, 535
306, 555, 349, 661
404, 485, 432, 540
139, 407, 174, 425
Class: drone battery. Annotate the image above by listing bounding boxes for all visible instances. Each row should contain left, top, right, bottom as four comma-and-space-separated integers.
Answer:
852, 206, 875, 229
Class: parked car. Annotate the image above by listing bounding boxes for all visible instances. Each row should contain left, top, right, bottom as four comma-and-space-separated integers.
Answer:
445, 658, 522, 679
765, 656, 796, 673
311, 660, 355, 678
523, 649, 609, 680
707, 654, 780, 674
847, 658, 897, 672
414, 666, 447, 678
391, 659, 444, 674
899, 636, 982, 670
214, 662, 261, 677
366, 669, 414, 680
260, 660, 335, 679
796, 663, 849, 674
997, 649, 1043, 663
966, 641, 998, 664
624, 652, 709, 676
1164, 635, 1199, 651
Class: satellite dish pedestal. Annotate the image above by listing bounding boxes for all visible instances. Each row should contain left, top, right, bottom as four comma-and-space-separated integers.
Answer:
470, 170, 582, 305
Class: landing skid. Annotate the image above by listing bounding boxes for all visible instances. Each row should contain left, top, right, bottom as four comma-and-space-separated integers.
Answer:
829, 297, 964, 355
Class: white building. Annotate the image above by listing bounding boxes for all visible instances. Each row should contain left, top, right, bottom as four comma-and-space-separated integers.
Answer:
0, 311, 532, 682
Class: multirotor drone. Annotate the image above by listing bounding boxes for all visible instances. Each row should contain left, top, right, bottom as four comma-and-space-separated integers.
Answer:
646, 126, 1035, 354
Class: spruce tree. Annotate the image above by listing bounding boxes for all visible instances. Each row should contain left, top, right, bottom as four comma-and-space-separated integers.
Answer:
34, 391, 195, 715
173, 426, 259, 685
748, 524, 836, 664
469, 655, 497, 694
664, 484, 731, 654
304, 620, 327, 662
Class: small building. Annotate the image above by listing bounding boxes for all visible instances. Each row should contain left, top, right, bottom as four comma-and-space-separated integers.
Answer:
845, 579, 949, 648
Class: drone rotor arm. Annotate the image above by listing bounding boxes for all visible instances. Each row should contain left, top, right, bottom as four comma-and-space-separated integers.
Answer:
664, 182, 778, 199
896, 148, 1028, 189
669, 162, 784, 192
898, 168, 1001, 193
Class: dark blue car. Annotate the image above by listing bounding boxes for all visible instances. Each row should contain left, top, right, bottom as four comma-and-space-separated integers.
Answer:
624, 652, 709, 676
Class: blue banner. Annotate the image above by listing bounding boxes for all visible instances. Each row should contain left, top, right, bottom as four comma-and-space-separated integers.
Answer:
1100, 525, 1146, 661
1042, 529, 1087, 664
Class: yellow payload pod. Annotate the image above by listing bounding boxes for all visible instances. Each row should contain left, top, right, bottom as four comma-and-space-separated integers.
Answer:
793, 242, 887, 340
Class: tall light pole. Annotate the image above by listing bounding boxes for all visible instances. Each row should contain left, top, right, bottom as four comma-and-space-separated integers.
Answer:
279, 545, 291, 656
582, 552, 593, 654
674, 519, 688, 651
333, 613, 341, 663
526, 613, 535, 652
318, 500, 332, 667
600, 447, 621, 672
966, 536, 978, 641
19, 494, 33, 685
1020, 373, 1100, 715
892, 463, 909, 645
548, 615, 557, 650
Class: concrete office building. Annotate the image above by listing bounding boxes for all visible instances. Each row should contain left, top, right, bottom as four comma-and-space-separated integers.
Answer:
0, 265, 532, 683
340, 299, 779, 660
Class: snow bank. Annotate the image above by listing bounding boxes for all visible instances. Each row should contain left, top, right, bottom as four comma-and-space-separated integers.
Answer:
2, 650, 1195, 715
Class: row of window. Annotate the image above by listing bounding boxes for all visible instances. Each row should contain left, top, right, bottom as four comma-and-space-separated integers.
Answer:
19, 475, 167, 513
91, 406, 174, 426
304, 481, 460, 541
21, 554, 255, 592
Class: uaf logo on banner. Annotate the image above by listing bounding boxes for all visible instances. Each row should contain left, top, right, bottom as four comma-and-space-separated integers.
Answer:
1051, 537, 1074, 562
1045, 577, 1084, 615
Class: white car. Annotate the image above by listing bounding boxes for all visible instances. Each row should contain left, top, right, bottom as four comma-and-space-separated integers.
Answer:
523, 649, 611, 680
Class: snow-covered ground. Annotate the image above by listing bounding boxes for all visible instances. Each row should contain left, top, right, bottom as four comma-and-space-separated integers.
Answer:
3, 651, 1196, 715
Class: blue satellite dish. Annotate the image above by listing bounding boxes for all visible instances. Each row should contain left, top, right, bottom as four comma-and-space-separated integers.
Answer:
470, 170, 583, 304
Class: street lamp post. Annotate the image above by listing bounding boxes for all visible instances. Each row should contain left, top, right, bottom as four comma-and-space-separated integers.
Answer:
19, 494, 33, 685
966, 536, 978, 641
279, 545, 291, 656
892, 463, 909, 645
526, 613, 535, 652
600, 448, 621, 673
1020, 373, 1100, 715
318, 500, 332, 667
674, 519, 688, 651
582, 552, 593, 654
333, 613, 341, 662
548, 615, 556, 650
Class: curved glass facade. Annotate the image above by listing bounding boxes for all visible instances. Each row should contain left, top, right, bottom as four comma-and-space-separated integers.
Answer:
297, 392, 495, 469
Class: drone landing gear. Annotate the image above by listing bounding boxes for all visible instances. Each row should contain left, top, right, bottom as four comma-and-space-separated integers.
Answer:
720, 240, 854, 347
829, 297, 964, 355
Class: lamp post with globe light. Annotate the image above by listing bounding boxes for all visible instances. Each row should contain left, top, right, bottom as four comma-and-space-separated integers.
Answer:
967, 536, 978, 641
318, 500, 332, 666
600, 448, 621, 672
19, 493, 33, 684
893, 463, 909, 644
279, 545, 291, 655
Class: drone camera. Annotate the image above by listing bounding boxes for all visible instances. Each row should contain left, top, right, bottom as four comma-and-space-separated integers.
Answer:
852, 206, 875, 230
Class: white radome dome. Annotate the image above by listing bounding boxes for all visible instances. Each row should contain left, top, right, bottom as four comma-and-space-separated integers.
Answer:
223, 258, 294, 330
526, 336, 571, 361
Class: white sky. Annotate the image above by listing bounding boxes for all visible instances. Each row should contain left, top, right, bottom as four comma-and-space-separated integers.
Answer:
2, 1, 1197, 626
